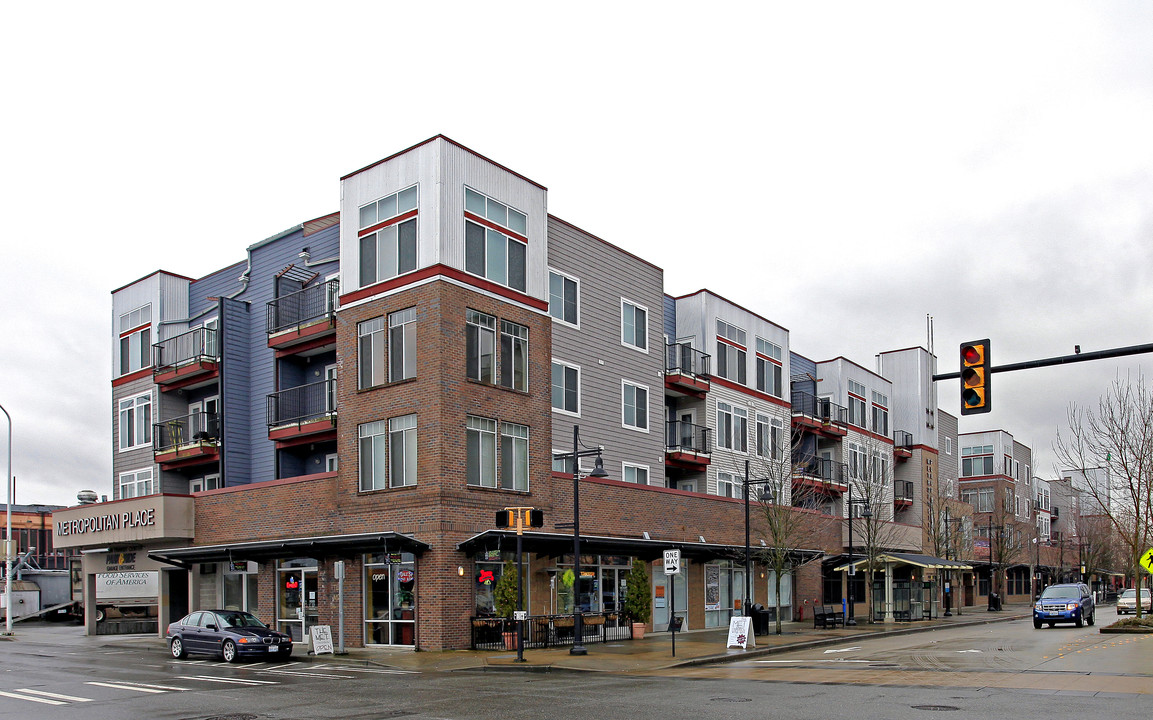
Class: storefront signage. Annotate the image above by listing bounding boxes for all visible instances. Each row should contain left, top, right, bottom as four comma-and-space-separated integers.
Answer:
726, 616, 754, 649
310, 625, 334, 655
96, 571, 159, 600
397, 569, 414, 583
58, 508, 156, 537
106, 551, 139, 572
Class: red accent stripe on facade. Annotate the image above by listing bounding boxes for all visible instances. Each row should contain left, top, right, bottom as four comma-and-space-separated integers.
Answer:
356, 209, 419, 238
119, 323, 150, 338
708, 376, 791, 409
715, 336, 746, 351
112, 368, 153, 387
339, 264, 548, 311
463, 212, 529, 244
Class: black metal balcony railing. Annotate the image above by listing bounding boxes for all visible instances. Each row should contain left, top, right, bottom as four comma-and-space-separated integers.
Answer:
895, 479, 915, 501
894, 430, 914, 448
153, 327, 218, 371
665, 342, 711, 378
470, 612, 630, 650
794, 456, 847, 485
267, 279, 339, 335
666, 420, 712, 454
267, 379, 337, 428
1051, 506, 1059, 518
790, 390, 848, 425
154, 412, 220, 453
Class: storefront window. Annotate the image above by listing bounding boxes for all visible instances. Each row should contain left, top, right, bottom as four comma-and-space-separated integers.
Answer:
277, 558, 317, 642
364, 552, 415, 646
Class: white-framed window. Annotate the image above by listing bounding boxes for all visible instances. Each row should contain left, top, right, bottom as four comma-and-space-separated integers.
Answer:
359, 415, 417, 491
389, 414, 417, 488
961, 487, 994, 513
716, 320, 747, 384
118, 392, 152, 451
961, 445, 995, 477
389, 308, 417, 382
847, 379, 867, 428
467, 416, 498, 488
358, 317, 386, 389
466, 310, 497, 383
622, 463, 649, 485
871, 391, 889, 437
326, 454, 339, 473
464, 187, 527, 293
499, 320, 528, 392
190, 474, 222, 493
717, 471, 739, 498
359, 420, 389, 491
756, 414, 783, 460
716, 401, 747, 452
358, 185, 418, 288
622, 381, 649, 431
118, 304, 152, 375
119, 468, 153, 499
848, 442, 866, 480
500, 422, 529, 491
621, 299, 648, 351
945, 437, 953, 455
755, 338, 783, 397
549, 269, 579, 326
551, 360, 580, 415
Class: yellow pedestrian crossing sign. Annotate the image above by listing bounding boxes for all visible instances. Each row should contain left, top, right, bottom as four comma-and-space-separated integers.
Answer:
1140, 548, 1153, 574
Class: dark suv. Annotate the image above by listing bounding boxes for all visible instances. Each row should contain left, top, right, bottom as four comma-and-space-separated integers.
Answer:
1034, 583, 1095, 628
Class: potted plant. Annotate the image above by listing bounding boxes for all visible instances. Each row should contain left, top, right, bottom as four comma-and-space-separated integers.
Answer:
623, 559, 652, 639
493, 561, 519, 649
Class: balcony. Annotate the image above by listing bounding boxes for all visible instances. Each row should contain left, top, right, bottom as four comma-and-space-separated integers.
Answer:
894, 479, 914, 508
267, 379, 337, 448
664, 342, 711, 397
1051, 506, 1059, 518
154, 412, 220, 470
790, 391, 848, 437
267, 280, 339, 354
153, 327, 219, 391
665, 420, 712, 470
792, 456, 848, 496
893, 430, 914, 460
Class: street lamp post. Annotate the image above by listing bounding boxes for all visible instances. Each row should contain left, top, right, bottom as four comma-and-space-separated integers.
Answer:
943, 505, 952, 617
1, 402, 11, 637
552, 425, 607, 656
845, 485, 870, 626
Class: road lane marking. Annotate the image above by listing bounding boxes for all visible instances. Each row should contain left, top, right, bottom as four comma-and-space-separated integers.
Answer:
16, 689, 93, 702
179, 675, 280, 685
86, 682, 168, 693
823, 647, 861, 654
261, 669, 355, 679
0, 690, 68, 705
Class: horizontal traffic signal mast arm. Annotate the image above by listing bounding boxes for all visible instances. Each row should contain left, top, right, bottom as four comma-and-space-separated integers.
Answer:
933, 342, 1153, 381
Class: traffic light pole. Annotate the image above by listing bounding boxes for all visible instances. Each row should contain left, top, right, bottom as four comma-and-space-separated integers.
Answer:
934, 342, 1153, 381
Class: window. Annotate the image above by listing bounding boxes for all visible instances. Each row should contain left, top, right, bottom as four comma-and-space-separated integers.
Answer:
118, 392, 152, 451
190, 474, 221, 493
715, 320, 747, 384
499, 320, 528, 392
961, 487, 994, 513
717, 471, 739, 498
551, 361, 580, 415
467, 416, 498, 488
621, 300, 648, 351
389, 415, 417, 488
622, 381, 648, 431
358, 317, 386, 389
500, 422, 529, 491
961, 445, 995, 477
359, 420, 388, 491
466, 310, 497, 383
464, 188, 527, 292
945, 437, 953, 455
847, 379, 867, 428
756, 414, 783, 459
358, 185, 418, 287
716, 401, 747, 452
118, 304, 152, 375
755, 338, 783, 397
119, 468, 153, 499
549, 270, 578, 326
326, 454, 339, 473
359, 415, 417, 491
848, 442, 866, 480
871, 391, 889, 436
623, 463, 649, 485
389, 308, 417, 382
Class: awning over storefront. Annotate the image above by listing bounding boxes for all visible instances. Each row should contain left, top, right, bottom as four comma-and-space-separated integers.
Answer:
149, 531, 429, 566
456, 529, 823, 564
833, 552, 972, 573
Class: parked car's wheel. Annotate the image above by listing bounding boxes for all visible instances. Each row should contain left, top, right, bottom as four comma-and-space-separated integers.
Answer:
276, 650, 292, 661
1075, 614, 1084, 628
1048, 622, 1055, 628
170, 637, 187, 659
1033, 619, 1042, 629
1087, 611, 1095, 626
94, 607, 105, 623
221, 639, 238, 663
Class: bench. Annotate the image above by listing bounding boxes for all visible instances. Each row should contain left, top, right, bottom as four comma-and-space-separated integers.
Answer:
813, 605, 846, 629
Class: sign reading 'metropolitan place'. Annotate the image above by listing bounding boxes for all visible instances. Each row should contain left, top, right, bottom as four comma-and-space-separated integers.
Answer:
57, 508, 156, 537
53, 496, 195, 549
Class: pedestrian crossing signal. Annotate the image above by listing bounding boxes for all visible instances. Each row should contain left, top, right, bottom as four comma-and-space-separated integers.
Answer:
496, 508, 544, 529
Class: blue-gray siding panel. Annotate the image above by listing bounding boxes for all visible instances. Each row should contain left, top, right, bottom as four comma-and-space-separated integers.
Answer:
220, 297, 252, 486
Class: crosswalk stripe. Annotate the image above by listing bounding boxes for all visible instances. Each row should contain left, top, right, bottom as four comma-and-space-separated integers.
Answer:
117, 681, 190, 691
322, 666, 418, 674
17, 689, 93, 702
182, 675, 280, 685
261, 669, 354, 679
0, 690, 67, 705
86, 682, 167, 694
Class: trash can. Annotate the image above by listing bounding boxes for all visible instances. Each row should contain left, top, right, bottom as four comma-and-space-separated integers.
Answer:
987, 592, 1001, 611
750, 604, 770, 635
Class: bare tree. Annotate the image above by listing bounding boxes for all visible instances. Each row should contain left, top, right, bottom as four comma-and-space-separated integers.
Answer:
985, 491, 1028, 602
850, 432, 909, 622
1054, 375, 1153, 619
925, 480, 972, 613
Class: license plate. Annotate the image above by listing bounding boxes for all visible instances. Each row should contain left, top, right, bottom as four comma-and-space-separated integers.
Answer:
268, 645, 278, 652
1048, 611, 1059, 616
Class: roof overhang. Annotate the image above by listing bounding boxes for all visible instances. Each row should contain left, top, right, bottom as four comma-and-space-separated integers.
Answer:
148, 532, 429, 565
833, 552, 973, 572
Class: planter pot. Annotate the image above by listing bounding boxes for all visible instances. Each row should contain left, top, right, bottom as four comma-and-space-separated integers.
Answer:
631, 622, 646, 640
502, 631, 518, 650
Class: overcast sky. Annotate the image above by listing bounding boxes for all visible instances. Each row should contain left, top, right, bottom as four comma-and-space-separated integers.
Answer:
4, 2, 1152, 507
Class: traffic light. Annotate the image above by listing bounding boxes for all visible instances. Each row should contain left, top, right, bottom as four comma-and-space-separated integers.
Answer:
960, 339, 991, 415
495, 508, 544, 529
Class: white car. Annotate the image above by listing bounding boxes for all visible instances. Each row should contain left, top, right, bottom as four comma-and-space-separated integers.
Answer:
1116, 588, 1151, 614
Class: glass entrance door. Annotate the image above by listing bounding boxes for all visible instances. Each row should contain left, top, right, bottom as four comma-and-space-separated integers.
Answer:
653, 563, 687, 631
277, 558, 318, 642
365, 552, 416, 646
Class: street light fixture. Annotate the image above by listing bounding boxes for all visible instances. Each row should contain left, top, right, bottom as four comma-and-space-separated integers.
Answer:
552, 425, 608, 656
845, 484, 871, 626
742, 459, 777, 622
1, 402, 11, 637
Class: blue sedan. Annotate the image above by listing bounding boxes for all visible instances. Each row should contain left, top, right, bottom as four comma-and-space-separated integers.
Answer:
167, 610, 293, 662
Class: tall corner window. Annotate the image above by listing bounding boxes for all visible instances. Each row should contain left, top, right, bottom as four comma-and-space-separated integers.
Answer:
500, 422, 529, 492
358, 185, 419, 288
622, 381, 649, 431
118, 391, 153, 451
464, 187, 527, 293
755, 337, 783, 397
389, 414, 417, 488
358, 317, 386, 389
621, 300, 648, 351
466, 310, 497, 383
118, 304, 153, 375
847, 379, 867, 428
551, 361, 580, 415
118, 468, 153, 499
466, 416, 498, 488
871, 391, 889, 436
717, 471, 738, 498
548, 270, 578, 325
715, 320, 747, 385
389, 308, 417, 382
623, 463, 649, 485
499, 320, 528, 392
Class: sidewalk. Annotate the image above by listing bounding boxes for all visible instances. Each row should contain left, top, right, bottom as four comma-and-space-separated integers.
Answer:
6, 604, 1032, 675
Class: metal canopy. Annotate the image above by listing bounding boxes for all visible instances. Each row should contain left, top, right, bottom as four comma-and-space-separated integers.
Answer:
456, 529, 822, 563
833, 552, 973, 572
148, 531, 429, 565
